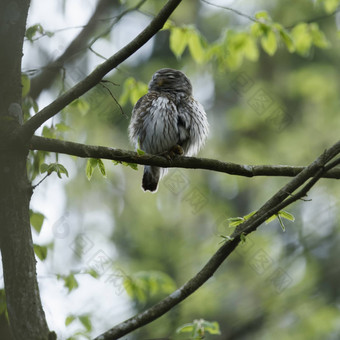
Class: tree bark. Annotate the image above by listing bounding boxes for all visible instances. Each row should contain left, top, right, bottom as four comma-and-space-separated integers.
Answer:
0, 1, 53, 339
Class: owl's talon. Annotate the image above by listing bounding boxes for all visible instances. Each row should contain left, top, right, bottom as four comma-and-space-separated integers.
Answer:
171, 144, 184, 156
158, 145, 184, 160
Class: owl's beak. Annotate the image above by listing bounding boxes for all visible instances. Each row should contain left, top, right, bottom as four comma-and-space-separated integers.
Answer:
157, 77, 165, 86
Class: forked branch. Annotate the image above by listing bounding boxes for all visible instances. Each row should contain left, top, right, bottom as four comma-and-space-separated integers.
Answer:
92, 142, 340, 339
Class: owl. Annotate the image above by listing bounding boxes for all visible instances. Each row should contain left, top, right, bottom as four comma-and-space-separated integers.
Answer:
129, 68, 209, 192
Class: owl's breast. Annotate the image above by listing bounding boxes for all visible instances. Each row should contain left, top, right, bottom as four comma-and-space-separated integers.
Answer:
137, 93, 180, 154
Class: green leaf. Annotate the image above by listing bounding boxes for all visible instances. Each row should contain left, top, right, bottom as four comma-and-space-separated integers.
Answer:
69, 98, 90, 115
170, 27, 189, 58
123, 271, 176, 303
162, 20, 173, 31
40, 163, 49, 174
228, 211, 256, 227
251, 22, 266, 37
79, 315, 92, 332
201, 320, 221, 335
86, 268, 100, 279
266, 214, 278, 224
188, 30, 206, 64
86, 158, 97, 180
266, 210, 295, 224
255, 11, 271, 20
277, 215, 286, 232
219, 235, 234, 243
265, 210, 295, 230
177, 319, 221, 337
321, 0, 340, 13
243, 36, 259, 61
55, 163, 69, 178
64, 274, 79, 293
55, 123, 71, 132
228, 217, 245, 227
279, 29, 295, 53
42, 125, 56, 139
97, 159, 107, 177
309, 23, 330, 49
126, 162, 138, 170
58, 273, 79, 293
291, 23, 313, 55
279, 210, 295, 221
122, 162, 138, 170
40, 163, 69, 178
243, 211, 256, 219
30, 210, 45, 234
261, 29, 277, 56
21, 74, 30, 98
25, 24, 44, 42
86, 158, 106, 179
33, 244, 48, 261
65, 315, 76, 326
112, 160, 138, 171
119, 77, 148, 106
176, 323, 195, 334
137, 148, 145, 155
222, 31, 259, 70
240, 232, 247, 243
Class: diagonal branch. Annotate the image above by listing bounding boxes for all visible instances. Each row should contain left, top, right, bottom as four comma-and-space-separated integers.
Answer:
93, 142, 340, 339
16, 0, 182, 142
29, 136, 340, 179
29, 0, 120, 100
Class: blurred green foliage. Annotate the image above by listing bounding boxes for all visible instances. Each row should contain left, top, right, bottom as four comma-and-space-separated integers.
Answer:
18, 0, 340, 339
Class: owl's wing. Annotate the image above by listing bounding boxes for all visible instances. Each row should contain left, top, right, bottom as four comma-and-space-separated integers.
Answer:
130, 94, 147, 118
177, 97, 209, 156
129, 93, 151, 149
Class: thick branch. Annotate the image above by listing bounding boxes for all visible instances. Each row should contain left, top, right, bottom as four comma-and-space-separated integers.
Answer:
93, 142, 340, 339
17, 0, 182, 142
29, 0, 119, 100
30, 136, 340, 179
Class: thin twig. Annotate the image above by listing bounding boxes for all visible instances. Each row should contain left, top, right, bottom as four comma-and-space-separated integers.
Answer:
201, 0, 261, 24
31, 173, 51, 190
89, 46, 107, 60
99, 81, 125, 116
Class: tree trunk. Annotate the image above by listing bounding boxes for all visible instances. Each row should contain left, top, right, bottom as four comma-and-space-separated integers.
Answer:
0, 1, 53, 339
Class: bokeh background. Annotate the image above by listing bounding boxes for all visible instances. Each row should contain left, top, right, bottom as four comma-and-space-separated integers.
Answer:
13, 0, 340, 338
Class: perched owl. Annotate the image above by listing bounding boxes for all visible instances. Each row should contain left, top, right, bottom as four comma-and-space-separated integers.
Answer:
129, 68, 209, 192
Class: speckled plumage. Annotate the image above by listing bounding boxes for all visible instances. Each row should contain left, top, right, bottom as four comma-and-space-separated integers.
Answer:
129, 68, 209, 192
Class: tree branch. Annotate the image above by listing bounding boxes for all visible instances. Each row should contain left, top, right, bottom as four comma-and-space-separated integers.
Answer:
29, 0, 120, 100
93, 142, 340, 339
16, 0, 182, 143
29, 136, 340, 180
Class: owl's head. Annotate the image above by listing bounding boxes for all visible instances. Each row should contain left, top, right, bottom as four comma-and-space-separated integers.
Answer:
148, 68, 192, 96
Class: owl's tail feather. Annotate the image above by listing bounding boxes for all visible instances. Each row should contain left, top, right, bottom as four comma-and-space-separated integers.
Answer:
142, 166, 161, 192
